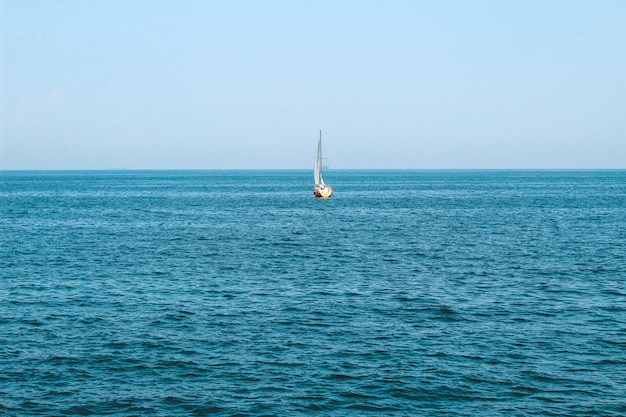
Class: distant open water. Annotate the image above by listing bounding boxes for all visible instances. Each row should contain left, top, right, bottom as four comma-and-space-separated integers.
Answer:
1, 170, 625, 416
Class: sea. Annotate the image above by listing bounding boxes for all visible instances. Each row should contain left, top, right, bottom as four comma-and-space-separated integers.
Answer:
1, 170, 625, 416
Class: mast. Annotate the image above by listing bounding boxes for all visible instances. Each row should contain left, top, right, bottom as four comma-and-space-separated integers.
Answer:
318, 130, 324, 185
319, 130, 322, 163
314, 131, 322, 186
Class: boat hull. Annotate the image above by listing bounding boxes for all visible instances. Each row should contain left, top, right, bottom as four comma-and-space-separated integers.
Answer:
314, 185, 333, 198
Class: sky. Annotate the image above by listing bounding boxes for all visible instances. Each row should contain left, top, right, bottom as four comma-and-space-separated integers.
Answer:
1, 0, 625, 169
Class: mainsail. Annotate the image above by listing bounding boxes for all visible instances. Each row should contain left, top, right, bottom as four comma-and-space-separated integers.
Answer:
314, 130, 324, 186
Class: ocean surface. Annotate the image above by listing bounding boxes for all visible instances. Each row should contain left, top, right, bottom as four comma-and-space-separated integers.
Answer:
1, 170, 625, 416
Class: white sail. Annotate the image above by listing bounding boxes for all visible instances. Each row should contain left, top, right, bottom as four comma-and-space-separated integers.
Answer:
314, 130, 324, 186
313, 130, 333, 197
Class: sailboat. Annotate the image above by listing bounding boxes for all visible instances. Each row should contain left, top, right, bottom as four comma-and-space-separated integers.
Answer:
314, 130, 333, 198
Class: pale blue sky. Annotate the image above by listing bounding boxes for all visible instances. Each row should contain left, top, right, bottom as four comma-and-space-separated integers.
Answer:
1, 0, 625, 169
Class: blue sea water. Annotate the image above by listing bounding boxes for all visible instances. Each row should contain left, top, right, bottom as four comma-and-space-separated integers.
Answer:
1, 170, 625, 416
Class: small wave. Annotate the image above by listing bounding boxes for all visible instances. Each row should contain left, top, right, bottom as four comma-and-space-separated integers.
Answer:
345, 403, 401, 412
330, 373, 362, 380
62, 405, 94, 415
340, 391, 377, 399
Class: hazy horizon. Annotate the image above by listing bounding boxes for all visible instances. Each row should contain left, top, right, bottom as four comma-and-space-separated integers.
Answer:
2, 1, 625, 170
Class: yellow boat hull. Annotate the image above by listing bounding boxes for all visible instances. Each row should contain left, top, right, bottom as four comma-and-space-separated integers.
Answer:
314, 185, 333, 198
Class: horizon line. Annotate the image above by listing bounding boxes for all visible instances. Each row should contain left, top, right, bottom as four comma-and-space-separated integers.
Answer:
1, 168, 625, 172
